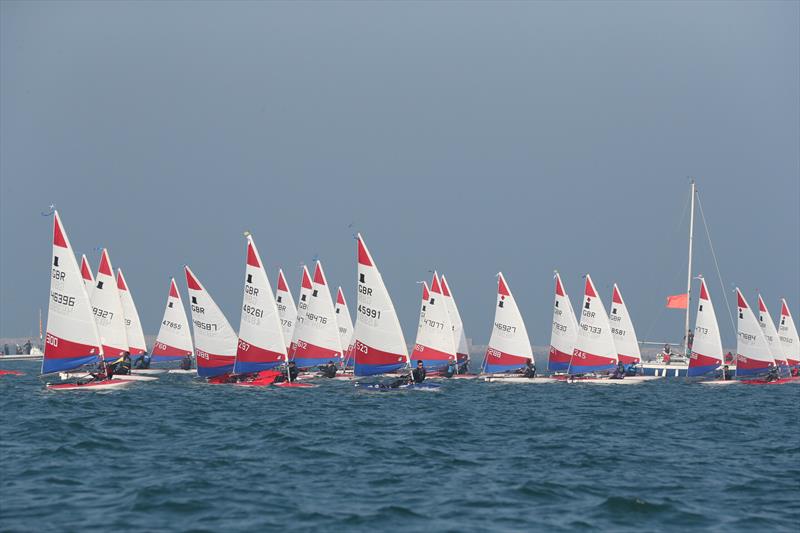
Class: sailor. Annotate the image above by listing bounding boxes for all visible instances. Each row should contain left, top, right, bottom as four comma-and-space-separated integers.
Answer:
411, 360, 426, 384
320, 360, 337, 378
610, 362, 626, 379
133, 353, 152, 369
443, 356, 457, 378
287, 361, 299, 382
625, 363, 638, 376
792, 367, 799, 377
721, 365, 733, 381
523, 360, 536, 379
180, 355, 192, 370
765, 366, 779, 382
115, 352, 132, 375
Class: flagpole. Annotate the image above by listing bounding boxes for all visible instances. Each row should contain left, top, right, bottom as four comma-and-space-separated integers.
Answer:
684, 179, 696, 357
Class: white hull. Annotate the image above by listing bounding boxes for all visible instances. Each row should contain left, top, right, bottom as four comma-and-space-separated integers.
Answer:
566, 378, 644, 385
58, 372, 157, 382
483, 376, 557, 384
47, 380, 133, 391
131, 368, 167, 375
699, 380, 741, 386
167, 369, 196, 374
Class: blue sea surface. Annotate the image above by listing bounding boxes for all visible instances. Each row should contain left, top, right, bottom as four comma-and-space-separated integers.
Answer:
1, 361, 798, 532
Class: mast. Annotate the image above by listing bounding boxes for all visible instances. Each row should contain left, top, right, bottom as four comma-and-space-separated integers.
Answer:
684, 179, 696, 357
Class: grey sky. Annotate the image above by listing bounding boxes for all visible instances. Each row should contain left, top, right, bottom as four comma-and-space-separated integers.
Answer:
1, 1, 798, 350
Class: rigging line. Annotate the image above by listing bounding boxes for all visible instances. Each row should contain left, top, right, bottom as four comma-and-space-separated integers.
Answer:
696, 193, 736, 334
641, 187, 693, 343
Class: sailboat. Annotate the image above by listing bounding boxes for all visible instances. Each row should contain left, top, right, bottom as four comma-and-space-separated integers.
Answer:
92, 249, 130, 360
688, 277, 727, 380
757, 295, 790, 377
609, 284, 641, 365
116, 269, 147, 356
482, 272, 550, 382
185, 265, 238, 378
287, 265, 313, 361
352, 234, 409, 376
548, 272, 578, 372
80, 254, 95, 295
734, 288, 777, 379
152, 278, 194, 364
291, 261, 343, 368
335, 287, 354, 368
410, 273, 457, 373
234, 235, 287, 374
275, 269, 298, 354
440, 275, 470, 370
778, 299, 799, 370
42, 212, 130, 390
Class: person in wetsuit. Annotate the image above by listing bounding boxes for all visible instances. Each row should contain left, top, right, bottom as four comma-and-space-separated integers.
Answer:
522, 360, 537, 378
610, 362, 626, 379
116, 352, 132, 375
275, 361, 301, 384
180, 355, 192, 370
319, 361, 337, 378
133, 353, 152, 369
721, 365, 734, 381
765, 366, 779, 382
443, 357, 457, 378
411, 360, 426, 384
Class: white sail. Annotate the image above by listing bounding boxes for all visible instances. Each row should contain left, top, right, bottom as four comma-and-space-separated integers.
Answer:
483, 272, 533, 373
415, 282, 430, 338
608, 283, 641, 364
571, 274, 617, 373
757, 294, 788, 371
778, 298, 800, 367
735, 288, 775, 377
235, 235, 287, 373
335, 287, 354, 352
440, 275, 470, 365
288, 265, 314, 357
42, 211, 103, 374
291, 261, 343, 367
352, 234, 408, 376
92, 249, 129, 359
185, 265, 238, 377
549, 272, 579, 372
152, 278, 194, 360
275, 268, 297, 353
411, 272, 457, 371
116, 268, 147, 355
687, 277, 724, 376
80, 254, 95, 296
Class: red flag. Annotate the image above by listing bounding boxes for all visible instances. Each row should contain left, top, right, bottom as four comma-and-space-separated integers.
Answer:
666, 293, 688, 309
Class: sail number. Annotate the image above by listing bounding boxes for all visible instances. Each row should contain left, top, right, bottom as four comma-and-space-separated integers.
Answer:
46, 333, 59, 347
553, 321, 568, 332
281, 318, 293, 328
162, 320, 182, 330
581, 324, 602, 334
238, 339, 251, 351
354, 340, 369, 354
424, 319, 444, 330
51, 268, 66, 280
306, 312, 328, 325
611, 327, 625, 336
358, 305, 381, 319
242, 304, 264, 318
51, 291, 75, 307
93, 306, 113, 320
495, 322, 516, 334
193, 320, 218, 332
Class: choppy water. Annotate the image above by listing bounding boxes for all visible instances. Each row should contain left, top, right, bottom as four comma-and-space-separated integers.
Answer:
1, 361, 798, 532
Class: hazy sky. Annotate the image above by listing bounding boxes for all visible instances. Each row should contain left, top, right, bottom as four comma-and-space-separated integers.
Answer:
2, 1, 798, 350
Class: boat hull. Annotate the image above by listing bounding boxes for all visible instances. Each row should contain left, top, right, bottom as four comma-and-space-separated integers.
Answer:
46, 379, 132, 391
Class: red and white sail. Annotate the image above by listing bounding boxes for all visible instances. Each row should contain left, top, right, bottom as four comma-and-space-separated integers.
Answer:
571, 274, 617, 374
235, 235, 287, 373
116, 268, 147, 355
93, 249, 129, 359
80, 254, 95, 296
352, 234, 408, 376
687, 277, 724, 377
275, 268, 297, 353
735, 288, 775, 377
608, 284, 641, 365
757, 294, 788, 372
152, 278, 193, 361
482, 272, 533, 373
411, 272, 457, 372
185, 265, 238, 378
291, 261, 343, 367
43, 211, 103, 374
778, 298, 799, 367
335, 287, 354, 356
288, 265, 314, 358
440, 275, 470, 366
549, 272, 578, 372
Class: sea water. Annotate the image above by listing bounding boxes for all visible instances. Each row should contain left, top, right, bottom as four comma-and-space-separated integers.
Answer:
1, 361, 798, 532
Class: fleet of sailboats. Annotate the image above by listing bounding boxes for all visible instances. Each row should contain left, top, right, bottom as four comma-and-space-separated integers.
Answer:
23, 190, 800, 389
